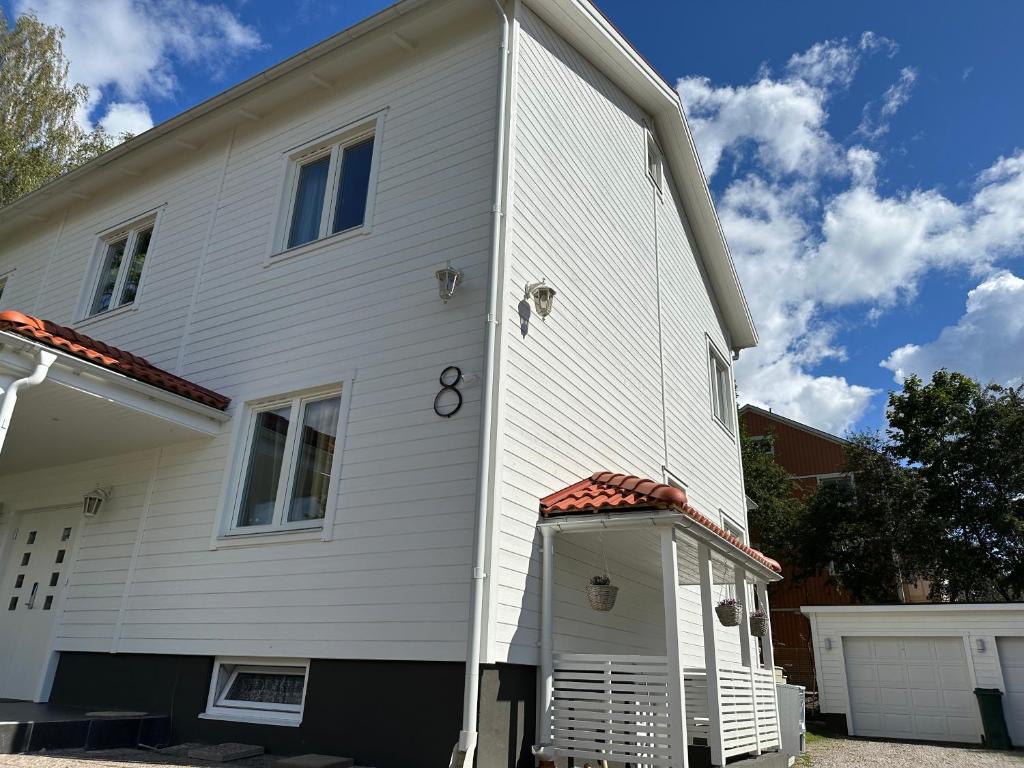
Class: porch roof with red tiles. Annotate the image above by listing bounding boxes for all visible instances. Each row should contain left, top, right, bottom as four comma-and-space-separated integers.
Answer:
540, 471, 782, 573
0, 310, 230, 411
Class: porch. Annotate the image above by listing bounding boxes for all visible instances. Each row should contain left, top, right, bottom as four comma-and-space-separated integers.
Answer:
532, 473, 784, 768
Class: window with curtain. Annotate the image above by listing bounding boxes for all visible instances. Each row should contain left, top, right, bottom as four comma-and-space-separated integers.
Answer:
87, 218, 155, 317
232, 390, 343, 533
283, 130, 377, 251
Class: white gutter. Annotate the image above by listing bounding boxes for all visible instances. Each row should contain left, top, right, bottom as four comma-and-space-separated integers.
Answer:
0, 349, 57, 455
452, 1, 511, 766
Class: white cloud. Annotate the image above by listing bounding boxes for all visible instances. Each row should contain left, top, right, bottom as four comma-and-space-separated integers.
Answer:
98, 101, 153, 136
858, 67, 918, 139
14, 0, 262, 128
881, 271, 1024, 387
678, 36, 1024, 432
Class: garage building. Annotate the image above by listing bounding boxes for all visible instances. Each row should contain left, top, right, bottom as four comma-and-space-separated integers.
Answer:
802, 604, 1024, 746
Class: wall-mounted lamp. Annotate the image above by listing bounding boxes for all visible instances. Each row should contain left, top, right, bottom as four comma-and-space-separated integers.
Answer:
524, 279, 557, 320
976, 638, 986, 653
435, 261, 463, 304
83, 487, 110, 518
824, 637, 833, 651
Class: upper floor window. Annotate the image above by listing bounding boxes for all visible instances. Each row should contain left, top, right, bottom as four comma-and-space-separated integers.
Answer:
278, 115, 382, 253
229, 387, 344, 534
817, 473, 854, 492
646, 130, 663, 191
86, 216, 155, 317
708, 342, 733, 433
748, 434, 775, 455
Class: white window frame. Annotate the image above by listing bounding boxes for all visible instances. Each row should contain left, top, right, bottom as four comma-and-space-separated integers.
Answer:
202, 657, 310, 727
221, 383, 350, 539
0, 271, 9, 305
722, 511, 748, 546
78, 210, 162, 322
748, 434, 775, 455
270, 111, 386, 259
707, 338, 734, 435
646, 129, 664, 191
816, 472, 855, 490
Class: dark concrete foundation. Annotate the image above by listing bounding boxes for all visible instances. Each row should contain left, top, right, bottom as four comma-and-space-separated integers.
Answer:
47, 652, 537, 768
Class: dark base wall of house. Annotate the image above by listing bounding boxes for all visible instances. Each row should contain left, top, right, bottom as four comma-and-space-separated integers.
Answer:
49, 653, 536, 768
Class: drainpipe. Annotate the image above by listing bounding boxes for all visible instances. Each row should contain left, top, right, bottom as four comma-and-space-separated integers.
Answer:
451, 2, 511, 767
0, 349, 57, 456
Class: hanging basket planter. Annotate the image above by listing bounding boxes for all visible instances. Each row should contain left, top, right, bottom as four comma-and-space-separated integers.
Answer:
750, 610, 769, 637
586, 575, 619, 612
715, 598, 742, 627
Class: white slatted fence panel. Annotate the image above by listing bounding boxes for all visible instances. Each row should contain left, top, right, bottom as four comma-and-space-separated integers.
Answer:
754, 668, 780, 749
683, 667, 710, 743
551, 653, 675, 768
718, 663, 758, 757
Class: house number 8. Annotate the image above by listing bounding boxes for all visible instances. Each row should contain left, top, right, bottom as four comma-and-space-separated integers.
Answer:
434, 366, 463, 418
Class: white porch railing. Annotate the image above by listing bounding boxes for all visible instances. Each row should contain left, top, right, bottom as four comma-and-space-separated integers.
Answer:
684, 665, 780, 758
550, 653, 676, 767
550, 653, 780, 766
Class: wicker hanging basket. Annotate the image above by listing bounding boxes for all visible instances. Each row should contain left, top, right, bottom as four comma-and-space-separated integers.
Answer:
586, 582, 619, 612
715, 603, 743, 627
750, 614, 769, 637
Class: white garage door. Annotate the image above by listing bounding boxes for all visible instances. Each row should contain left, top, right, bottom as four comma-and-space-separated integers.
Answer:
844, 637, 981, 743
998, 637, 1024, 747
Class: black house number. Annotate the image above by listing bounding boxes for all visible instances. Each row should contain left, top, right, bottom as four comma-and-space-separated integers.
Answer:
434, 366, 463, 418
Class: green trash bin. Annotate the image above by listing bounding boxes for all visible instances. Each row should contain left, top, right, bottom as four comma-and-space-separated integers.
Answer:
974, 688, 1012, 749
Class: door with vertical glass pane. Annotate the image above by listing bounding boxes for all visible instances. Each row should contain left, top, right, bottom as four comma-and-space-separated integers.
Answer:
0, 507, 80, 700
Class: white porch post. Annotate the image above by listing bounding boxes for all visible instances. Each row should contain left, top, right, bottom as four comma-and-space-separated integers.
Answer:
734, 568, 762, 755
698, 543, 725, 766
660, 528, 689, 768
754, 581, 781, 747
539, 526, 555, 749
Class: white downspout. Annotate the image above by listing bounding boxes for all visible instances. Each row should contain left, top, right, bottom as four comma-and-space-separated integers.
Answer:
0, 349, 57, 456
452, 1, 511, 766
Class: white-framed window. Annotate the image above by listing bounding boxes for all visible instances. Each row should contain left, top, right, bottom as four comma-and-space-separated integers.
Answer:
0, 274, 7, 304
275, 114, 383, 254
708, 341, 734, 433
646, 129, 663, 191
722, 512, 747, 545
227, 386, 345, 535
83, 214, 158, 318
203, 657, 309, 727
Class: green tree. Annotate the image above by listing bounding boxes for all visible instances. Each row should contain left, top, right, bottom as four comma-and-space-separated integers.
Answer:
0, 13, 120, 207
800, 433, 933, 602
741, 426, 805, 560
887, 371, 1024, 601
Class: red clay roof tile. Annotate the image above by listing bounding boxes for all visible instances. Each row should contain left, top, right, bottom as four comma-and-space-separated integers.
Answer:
0, 310, 230, 410
540, 470, 781, 573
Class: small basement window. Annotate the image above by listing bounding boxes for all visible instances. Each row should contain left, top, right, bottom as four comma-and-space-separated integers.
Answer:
203, 658, 309, 726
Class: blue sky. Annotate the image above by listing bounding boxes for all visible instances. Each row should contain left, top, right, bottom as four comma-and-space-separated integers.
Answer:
5, 0, 1023, 435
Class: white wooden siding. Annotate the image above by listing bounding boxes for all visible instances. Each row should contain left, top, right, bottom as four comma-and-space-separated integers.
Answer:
492, 7, 746, 665
0, 21, 498, 663
804, 607, 1024, 717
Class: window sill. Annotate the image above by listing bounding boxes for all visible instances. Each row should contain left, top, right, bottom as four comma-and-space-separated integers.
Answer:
199, 711, 301, 728
264, 224, 371, 267
213, 526, 326, 549
74, 303, 139, 330
713, 415, 735, 440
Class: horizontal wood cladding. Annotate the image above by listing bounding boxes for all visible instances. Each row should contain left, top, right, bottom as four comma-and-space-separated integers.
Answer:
741, 410, 846, 478
492, 7, 746, 666
0, 20, 500, 662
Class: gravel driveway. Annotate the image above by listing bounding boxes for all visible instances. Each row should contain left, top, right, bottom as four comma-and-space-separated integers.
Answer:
805, 735, 1024, 767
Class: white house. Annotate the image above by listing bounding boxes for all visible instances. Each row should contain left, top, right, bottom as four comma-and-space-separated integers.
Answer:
803, 604, 1024, 748
0, 1, 785, 766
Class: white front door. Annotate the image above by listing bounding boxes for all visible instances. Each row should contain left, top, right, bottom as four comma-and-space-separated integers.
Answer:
844, 636, 981, 743
998, 637, 1024, 747
0, 507, 80, 701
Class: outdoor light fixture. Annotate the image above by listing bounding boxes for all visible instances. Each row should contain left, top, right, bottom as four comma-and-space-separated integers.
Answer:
83, 487, 109, 518
824, 637, 833, 651
525, 279, 557, 320
435, 261, 463, 304
976, 638, 986, 653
